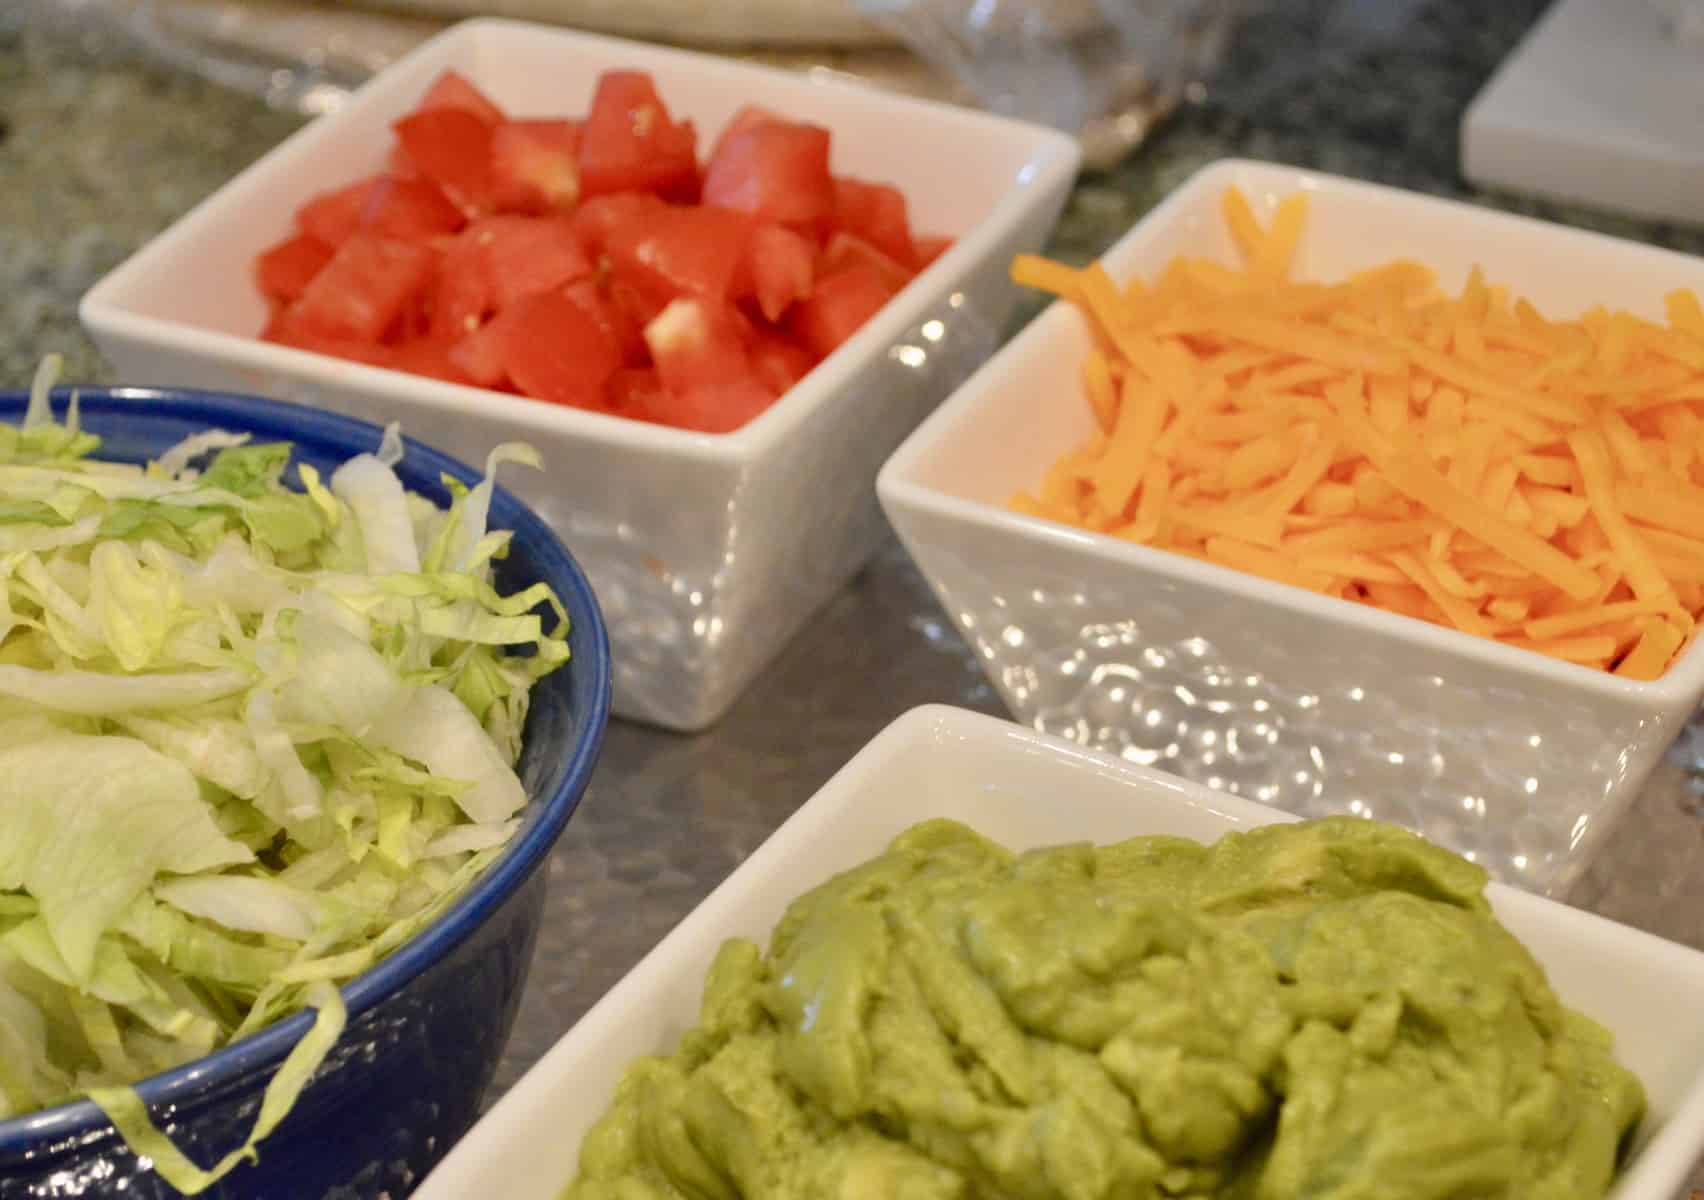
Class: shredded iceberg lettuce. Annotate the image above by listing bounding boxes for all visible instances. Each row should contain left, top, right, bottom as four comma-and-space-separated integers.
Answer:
0, 358, 568, 1192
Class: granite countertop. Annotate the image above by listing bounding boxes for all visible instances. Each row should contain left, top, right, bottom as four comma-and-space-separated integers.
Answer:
4, 0, 1704, 1195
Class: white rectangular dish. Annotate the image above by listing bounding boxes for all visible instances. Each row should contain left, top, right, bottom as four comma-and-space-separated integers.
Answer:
877, 157, 1704, 895
79, 17, 1081, 731
415, 704, 1704, 1200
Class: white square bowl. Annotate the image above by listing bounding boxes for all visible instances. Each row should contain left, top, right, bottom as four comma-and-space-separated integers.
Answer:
412, 704, 1704, 1200
878, 157, 1704, 896
79, 17, 1081, 732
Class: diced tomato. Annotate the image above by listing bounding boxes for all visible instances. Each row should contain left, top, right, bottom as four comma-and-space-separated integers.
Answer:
607, 275, 668, 333
254, 234, 333, 302
415, 70, 506, 126
447, 314, 510, 387
296, 177, 380, 246
429, 234, 492, 341
491, 119, 582, 215
392, 108, 496, 218
818, 231, 914, 295
830, 177, 915, 265
604, 365, 667, 418
359, 175, 466, 239
564, 279, 646, 365
644, 297, 751, 392
578, 71, 698, 200
749, 329, 815, 395
787, 261, 896, 360
388, 337, 473, 385
289, 234, 437, 342
707, 104, 783, 163
911, 234, 953, 271
474, 215, 593, 311
499, 289, 624, 407
264, 308, 396, 368
605, 205, 753, 305
743, 224, 814, 323
702, 120, 832, 230
569, 192, 664, 259
653, 377, 776, 434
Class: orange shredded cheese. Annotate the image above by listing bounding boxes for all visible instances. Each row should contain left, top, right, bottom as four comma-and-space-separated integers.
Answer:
1007, 186, 1704, 679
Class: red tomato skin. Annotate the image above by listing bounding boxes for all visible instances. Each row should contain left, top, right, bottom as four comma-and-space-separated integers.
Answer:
416, 70, 506, 126
744, 223, 815, 322
605, 205, 754, 306
289, 234, 437, 343
830, 177, 916, 266
254, 234, 333, 302
392, 108, 497, 218
570, 192, 664, 259
358, 175, 466, 240
447, 313, 511, 387
263, 309, 395, 368
702, 121, 833, 230
491, 119, 583, 214
604, 365, 667, 420
749, 329, 816, 395
786, 261, 897, 360
563, 279, 647, 366
499, 289, 624, 407
655, 377, 777, 434
296, 178, 380, 247
643, 297, 750, 392
707, 104, 784, 165
578, 71, 699, 200
467, 215, 593, 312
818, 231, 914, 295
388, 337, 474, 385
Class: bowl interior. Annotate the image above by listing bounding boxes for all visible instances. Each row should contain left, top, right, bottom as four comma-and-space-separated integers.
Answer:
0, 385, 612, 1151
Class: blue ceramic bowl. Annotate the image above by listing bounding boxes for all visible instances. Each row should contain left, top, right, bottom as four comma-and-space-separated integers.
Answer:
0, 387, 612, 1198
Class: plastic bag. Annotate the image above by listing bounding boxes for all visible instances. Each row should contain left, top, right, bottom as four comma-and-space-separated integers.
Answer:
29, 0, 1242, 166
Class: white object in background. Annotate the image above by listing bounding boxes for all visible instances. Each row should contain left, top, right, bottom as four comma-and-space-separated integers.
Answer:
877, 158, 1704, 897
413, 705, 1704, 1200
79, 17, 1081, 732
1461, 0, 1704, 226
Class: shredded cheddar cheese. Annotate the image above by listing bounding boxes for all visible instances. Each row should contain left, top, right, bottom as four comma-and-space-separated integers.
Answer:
1008, 187, 1704, 680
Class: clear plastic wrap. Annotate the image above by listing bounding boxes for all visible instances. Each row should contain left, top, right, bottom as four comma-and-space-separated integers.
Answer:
27, 0, 1242, 166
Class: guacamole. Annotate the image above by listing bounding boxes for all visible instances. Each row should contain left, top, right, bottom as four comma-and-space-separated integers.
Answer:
562, 818, 1644, 1200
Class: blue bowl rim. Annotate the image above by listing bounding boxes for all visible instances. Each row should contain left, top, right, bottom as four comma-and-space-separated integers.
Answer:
0, 385, 613, 1155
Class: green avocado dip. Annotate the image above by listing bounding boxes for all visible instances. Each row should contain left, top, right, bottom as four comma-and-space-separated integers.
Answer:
561, 817, 1645, 1200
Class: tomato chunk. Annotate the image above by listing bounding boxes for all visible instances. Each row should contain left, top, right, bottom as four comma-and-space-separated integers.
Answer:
744, 224, 815, 323
707, 104, 783, 162
290, 234, 436, 342
392, 108, 496, 217
254, 234, 333, 302
831, 177, 915, 265
415, 70, 506, 125
818, 231, 914, 295
491, 119, 582, 215
296, 177, 380, 247
359, 175, 465, 240
500, 289, 624, 407
702, 120, 832, 230
578, 71, 698, 200
563, 278, 646, 365
605, 205, 753, 304
787, 261, 896, 360
749, 329, 816, 395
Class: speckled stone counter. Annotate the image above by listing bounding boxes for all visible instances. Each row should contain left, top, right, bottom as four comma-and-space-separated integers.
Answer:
6, 1, 1704, 1195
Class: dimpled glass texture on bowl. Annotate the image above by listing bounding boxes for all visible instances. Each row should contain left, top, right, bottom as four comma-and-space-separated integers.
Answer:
0, 387, 611, 1199
879, 159, 1704, 897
